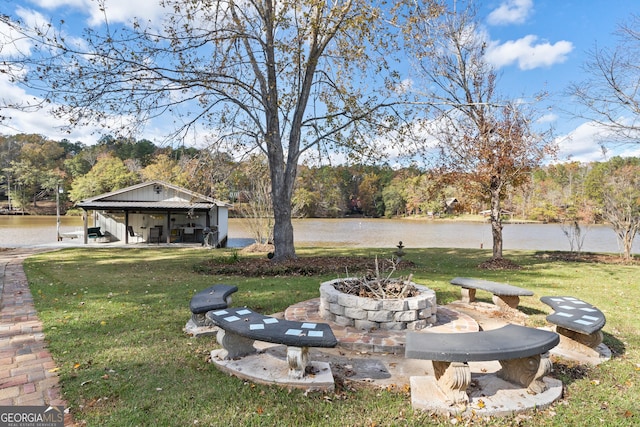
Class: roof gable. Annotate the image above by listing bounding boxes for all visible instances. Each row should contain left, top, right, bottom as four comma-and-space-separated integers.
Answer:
79, 181, 229, 207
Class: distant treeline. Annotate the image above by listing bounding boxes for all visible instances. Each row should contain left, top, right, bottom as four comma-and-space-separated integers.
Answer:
1, 133, 639, 223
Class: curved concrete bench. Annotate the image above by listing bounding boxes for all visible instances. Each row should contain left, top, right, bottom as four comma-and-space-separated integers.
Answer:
189, 284, 238, 326
540, 296, 606, 349
206, 307, 337, 379
405, 324, 559, 405
450, 277, 534, 310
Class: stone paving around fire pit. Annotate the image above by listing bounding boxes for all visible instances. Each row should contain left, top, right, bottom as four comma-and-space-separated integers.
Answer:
186, 290, 581, 417
206, 299, 564, 416
286, 299, 478, 354
285, 299, 563, 416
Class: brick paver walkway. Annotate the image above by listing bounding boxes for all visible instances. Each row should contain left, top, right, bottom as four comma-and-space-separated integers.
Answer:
0, 249, 74, 425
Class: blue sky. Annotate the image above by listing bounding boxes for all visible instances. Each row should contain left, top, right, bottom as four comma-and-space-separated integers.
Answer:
2, 0, 640, 162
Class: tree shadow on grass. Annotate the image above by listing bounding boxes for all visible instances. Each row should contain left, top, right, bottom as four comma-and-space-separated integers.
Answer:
519, 305, 547, 316
550, 359, 592, 386
547, 332, 624, 387
602, 331, 626, 357
432, 289, 461, 305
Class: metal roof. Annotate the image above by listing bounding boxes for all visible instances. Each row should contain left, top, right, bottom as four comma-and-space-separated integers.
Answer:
76, 201, 219, 210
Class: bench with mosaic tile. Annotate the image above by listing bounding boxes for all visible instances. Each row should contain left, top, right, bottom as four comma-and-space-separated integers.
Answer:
540, 296, 606, 350
206, 307, 337, 379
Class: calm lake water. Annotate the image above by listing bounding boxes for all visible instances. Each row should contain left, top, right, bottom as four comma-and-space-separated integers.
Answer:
230, 217, 638, 254
1, 215, 637, 254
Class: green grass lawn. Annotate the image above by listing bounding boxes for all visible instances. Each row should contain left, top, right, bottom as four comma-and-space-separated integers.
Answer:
24, 247, 640, 426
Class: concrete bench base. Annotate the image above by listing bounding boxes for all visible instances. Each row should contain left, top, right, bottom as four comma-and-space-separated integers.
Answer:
210, 344, 335, 392
549, 334, 611, 365
451, 277, 533, 311
183, 318, 219, 338
410, 367, 563, 416
215, 328, 320, 380
556, 330, 606, 358
405, 324, 559, 408
557, 326, 603, 349
429, 352, 553, 406
460, 288, 524, 311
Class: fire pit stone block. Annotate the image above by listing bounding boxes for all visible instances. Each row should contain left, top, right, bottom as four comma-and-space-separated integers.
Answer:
319, 279, 437, 331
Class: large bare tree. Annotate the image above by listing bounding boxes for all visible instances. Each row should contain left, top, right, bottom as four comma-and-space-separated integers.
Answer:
403, 1, 555, 260
568, 14, 640, 144
2, 0, 430, 261
598, 159, 640, 260
567, 15, 640, 260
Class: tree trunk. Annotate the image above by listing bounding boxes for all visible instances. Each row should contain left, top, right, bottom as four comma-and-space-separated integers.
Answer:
618, 224, 638, 261
269, 152, 298, 262
272, 215, 295, 260
623, 234, 633, 260
490, 176, 503, 260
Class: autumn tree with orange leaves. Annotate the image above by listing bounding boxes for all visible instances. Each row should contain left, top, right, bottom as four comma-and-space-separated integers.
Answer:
405, 1, 556, 260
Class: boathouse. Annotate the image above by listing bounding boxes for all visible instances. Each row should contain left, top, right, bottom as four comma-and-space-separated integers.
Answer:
76, 181, 231, 246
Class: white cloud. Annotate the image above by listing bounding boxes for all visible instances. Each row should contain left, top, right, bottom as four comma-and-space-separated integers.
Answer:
555, 121, 640, 163
1, 72, 132, 143
537, 113, 558, 124
0, 73, 34, 108
556, 122, 606, 163
29, 0, 87, 8
88, 0, 166, 27
7, 7, 55, 52
485, 35, 573, 70
0, 16, 34, 57
394, 78, 414, 95
487, 0, 534, 25
30, 0, 167, 27
0, 71, 201, 146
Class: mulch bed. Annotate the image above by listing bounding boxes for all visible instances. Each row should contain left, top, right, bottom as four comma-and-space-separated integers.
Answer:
198, 248, 637, 277
534, 251, 639, 265
478, 257, 523, 270
199, 256, 415, 277
478, 251, 639, 270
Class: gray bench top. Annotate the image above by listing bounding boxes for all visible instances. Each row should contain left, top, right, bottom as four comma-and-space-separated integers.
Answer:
540, 296, 606, 335
450, 277, 534, 296
405, 324, 559, 363
206, 307, 338, 348
189, 284, 238, 314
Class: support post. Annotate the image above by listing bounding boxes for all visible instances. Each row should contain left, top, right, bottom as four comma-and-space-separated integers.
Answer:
492, 294, 521, 310
556, 326, 603, 349
460, 288, 476, 303
83, 210, 89, 244
215, 329, 256, 360
498, 353, 552, 394
431, 360, 471, 405
56, 184, 61, 241
287, 346, 310, 379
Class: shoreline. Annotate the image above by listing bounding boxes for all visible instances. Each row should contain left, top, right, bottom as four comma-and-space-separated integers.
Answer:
2, 215, 636, 254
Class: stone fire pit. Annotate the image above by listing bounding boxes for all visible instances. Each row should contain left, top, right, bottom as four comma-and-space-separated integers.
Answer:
319, 278, 437, 331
